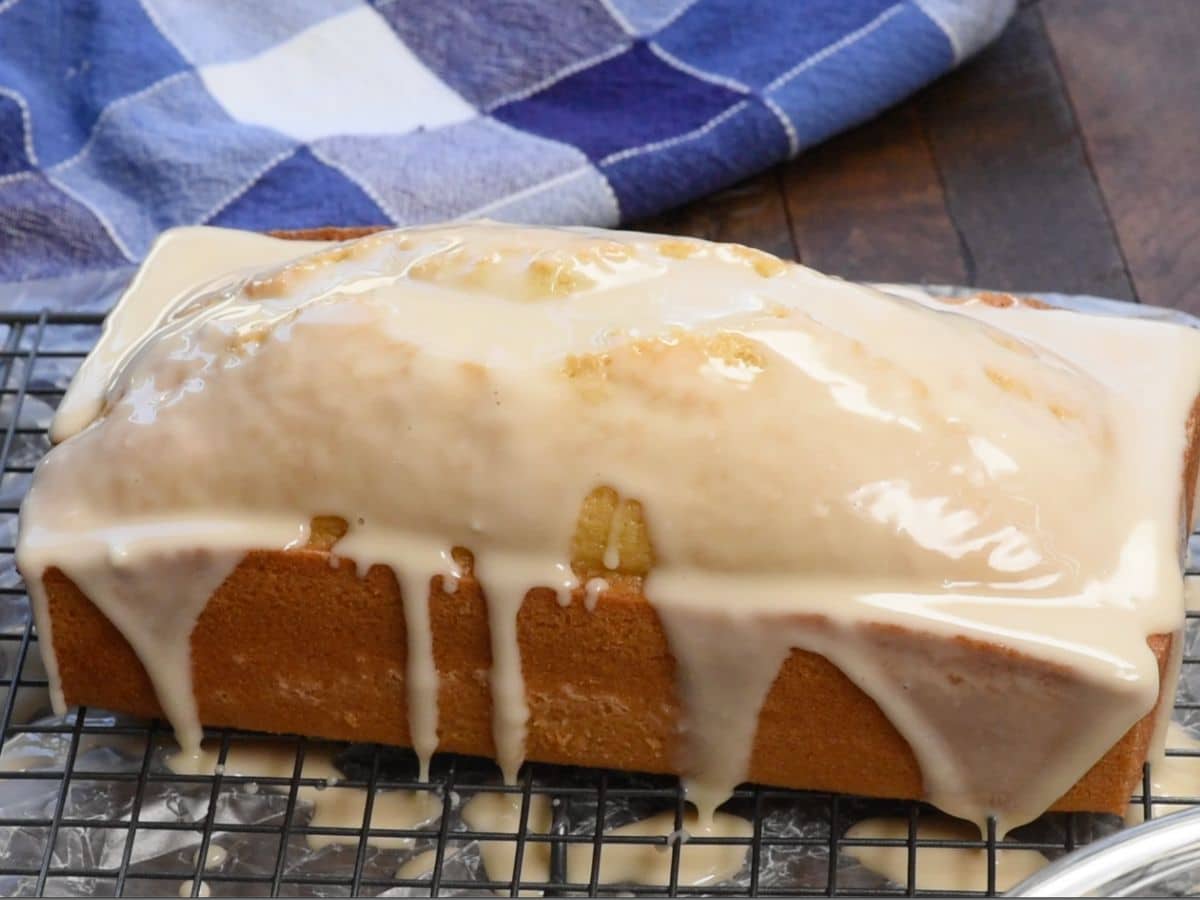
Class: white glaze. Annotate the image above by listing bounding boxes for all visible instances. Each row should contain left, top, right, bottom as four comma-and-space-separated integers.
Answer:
462, 793, 750, 891
50, 227, 327, 445
396, 847, 440, 879
583, 577, 608, 612
166, 741, 438, 849
48, 529, 267, 754
177, 880, 210, 898
192, 844, 227, 870
845, 816, 1048, 892
306, 783, 440, 850
19, 223, 1200, 833
565, 810, 750, 887
333, 532, 458, 781
1126, 721, 1200, 824
461, 791, 552, 892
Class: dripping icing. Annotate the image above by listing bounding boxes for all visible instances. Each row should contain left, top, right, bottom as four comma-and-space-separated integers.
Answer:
1126, 721, 1200, 824
584, 577, 608, 612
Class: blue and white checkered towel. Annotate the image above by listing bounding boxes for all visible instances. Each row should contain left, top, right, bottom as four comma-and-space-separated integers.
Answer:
0, 0, 1014, 282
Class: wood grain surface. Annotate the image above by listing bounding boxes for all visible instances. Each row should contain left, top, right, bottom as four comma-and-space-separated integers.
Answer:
636, 0, 1198, 312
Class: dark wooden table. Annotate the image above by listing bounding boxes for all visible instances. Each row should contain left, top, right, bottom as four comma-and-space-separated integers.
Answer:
638, 0, 1199, 314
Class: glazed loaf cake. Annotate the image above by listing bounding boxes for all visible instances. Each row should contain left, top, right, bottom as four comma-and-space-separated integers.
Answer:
18, 223, 1200, 833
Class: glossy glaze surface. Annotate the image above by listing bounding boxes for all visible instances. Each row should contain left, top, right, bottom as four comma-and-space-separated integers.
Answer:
18, 223, 1200, 832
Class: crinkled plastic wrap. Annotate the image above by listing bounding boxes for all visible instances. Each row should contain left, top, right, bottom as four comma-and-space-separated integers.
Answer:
1, 276, 1199, 897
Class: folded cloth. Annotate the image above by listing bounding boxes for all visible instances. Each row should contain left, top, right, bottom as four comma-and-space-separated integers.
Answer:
0, 0, 1014, 282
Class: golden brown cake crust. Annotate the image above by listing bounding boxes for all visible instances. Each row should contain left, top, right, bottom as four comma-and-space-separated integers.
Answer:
269, 226, 388, 242
34, 231, 1200, 817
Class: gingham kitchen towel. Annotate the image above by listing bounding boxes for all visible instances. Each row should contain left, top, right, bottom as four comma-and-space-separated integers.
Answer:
0, 0, 1014, 282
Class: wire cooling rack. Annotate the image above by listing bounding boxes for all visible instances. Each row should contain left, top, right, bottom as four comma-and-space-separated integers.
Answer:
1, 309, 1200, 898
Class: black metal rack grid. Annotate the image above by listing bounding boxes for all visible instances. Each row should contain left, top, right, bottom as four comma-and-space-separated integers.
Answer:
0, 309, 1198, 898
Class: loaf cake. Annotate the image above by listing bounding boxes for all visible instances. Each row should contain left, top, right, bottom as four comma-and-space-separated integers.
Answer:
17, 222, 1200, 834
